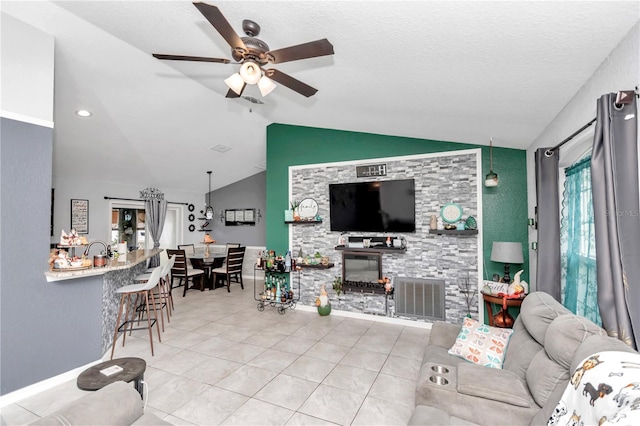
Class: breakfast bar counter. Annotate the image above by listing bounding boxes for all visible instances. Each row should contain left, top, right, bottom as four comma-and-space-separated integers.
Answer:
44, 249, 163, 282
44, 249, 163, 354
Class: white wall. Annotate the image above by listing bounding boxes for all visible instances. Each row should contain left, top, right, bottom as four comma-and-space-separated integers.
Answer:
0, 13, 54, 127
51, 176, 207, 248
525, 22, 639, 289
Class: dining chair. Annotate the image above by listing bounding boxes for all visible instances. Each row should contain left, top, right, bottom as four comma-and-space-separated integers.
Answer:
225, 243, 241, 283
212, 246, 246, 292
177, 244, 195, 255
167, 249, 205, 297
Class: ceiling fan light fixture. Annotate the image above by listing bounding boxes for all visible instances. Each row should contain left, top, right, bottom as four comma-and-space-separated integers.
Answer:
258, 76, 276, 96
239, 60, 261, 85
224, 73, 245, 95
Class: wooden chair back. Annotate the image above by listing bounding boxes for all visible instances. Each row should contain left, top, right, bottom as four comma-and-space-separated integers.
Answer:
225, 246, 245, 274
167, 249, 188, 278
177, 244, 195, 255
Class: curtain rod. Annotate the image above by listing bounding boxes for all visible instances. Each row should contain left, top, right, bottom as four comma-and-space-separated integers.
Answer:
104, 196, 188, 206
546, 88, 638, 156
546, 117, 597, 155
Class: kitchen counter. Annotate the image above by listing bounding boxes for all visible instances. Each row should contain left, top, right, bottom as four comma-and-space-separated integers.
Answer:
44, 249, 163, 282
44, 248, 164, 353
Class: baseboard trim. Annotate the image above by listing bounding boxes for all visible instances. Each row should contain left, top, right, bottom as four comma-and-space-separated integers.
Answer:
0, 359, 103, 408
295, 304, 433, 329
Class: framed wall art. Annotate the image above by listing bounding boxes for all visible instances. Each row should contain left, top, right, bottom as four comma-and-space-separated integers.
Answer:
71, 199, 89, 234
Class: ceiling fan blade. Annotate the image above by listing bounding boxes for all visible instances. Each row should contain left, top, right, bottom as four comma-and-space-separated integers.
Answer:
152, 54, 230, 63
264, 69, 318, 97
267, 39, 334, 64
225, 84, 246, 98
193, 2, 247, 52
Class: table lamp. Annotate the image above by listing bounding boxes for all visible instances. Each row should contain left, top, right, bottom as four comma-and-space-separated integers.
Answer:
491, 242, 524, 283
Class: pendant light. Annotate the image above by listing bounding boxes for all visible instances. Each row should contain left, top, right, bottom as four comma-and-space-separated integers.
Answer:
205, 171, 214, 220
485, 137, 499, 187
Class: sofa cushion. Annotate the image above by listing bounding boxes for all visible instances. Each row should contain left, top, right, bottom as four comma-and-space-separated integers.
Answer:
502, 325, 543, 380
427, 321, 463, 350
448, 317, 513, 369
30, 381, 143, 426
408, 405, 479, 426
525, 313, 605, 408
517, 292, 571, 346
525, 349, 569, 408
544, 314, 606, 370
457, 363, 532, 408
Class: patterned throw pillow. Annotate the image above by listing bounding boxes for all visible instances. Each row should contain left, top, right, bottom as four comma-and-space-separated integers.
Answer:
448, 317, 514, 368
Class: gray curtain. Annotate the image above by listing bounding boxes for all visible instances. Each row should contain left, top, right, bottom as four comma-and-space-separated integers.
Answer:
591, 93, 639, 350
146, 199, 167, 268
535, 148, 561, 301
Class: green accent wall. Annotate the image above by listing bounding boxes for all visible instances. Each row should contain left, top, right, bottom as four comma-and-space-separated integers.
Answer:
266, 124, 529, 283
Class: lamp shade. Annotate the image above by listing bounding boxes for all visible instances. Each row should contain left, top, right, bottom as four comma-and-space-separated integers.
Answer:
490, 242, 523, 264
224, 73, 244, 95
239, 61, 261, 85
258, 75, 276, 96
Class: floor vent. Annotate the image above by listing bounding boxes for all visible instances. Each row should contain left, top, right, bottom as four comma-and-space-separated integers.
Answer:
394, 277, 446, 320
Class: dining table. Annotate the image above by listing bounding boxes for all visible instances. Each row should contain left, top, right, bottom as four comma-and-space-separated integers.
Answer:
187, 253, 225, 290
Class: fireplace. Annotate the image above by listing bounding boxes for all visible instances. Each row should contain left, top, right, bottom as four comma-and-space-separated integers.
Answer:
342, 251, 384, 294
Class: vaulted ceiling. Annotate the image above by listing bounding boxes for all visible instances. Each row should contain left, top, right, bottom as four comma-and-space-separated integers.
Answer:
3, 1, 638, 194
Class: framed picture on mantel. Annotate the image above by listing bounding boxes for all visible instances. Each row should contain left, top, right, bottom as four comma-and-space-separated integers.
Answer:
71, 199, 89, 234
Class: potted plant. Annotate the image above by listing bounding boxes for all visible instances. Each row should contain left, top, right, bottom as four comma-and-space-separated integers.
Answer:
332, 275, 343, 297
290, 200, 301, 221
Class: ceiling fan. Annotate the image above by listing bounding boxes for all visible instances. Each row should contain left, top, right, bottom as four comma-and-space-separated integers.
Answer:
152, 2, 334, 98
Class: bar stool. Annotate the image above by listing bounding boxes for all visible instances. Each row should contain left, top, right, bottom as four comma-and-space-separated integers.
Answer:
134, 255, 176, 330
110, 266, 163, 359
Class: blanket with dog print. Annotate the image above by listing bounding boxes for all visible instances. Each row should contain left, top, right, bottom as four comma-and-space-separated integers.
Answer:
548, 351, 640, 426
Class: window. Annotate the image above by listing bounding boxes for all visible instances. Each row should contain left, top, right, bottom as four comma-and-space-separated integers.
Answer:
108, 201, 182, 251
560, 155, 600, 325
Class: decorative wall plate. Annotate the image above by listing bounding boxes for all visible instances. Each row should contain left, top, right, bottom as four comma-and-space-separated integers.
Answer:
440, 203, 463, 224
297, 198, 319, 219
188, 203, 195, 212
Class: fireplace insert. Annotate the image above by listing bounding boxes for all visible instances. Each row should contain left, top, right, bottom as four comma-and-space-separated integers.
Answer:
342, 251, 384, 294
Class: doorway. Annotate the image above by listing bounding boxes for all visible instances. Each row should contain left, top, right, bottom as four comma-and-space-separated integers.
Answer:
111, 208, 146, 251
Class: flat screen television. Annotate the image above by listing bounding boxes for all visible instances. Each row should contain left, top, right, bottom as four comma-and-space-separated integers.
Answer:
329, 179, 416, 233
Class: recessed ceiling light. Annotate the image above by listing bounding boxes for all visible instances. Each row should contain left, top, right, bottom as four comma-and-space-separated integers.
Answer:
76, 109, 92, 117
211, 144, 231, 153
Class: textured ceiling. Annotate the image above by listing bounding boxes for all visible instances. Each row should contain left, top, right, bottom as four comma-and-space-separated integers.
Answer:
3, 1, 639, 194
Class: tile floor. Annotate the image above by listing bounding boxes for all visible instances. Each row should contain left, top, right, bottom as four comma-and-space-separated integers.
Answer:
1, 281, 430, 425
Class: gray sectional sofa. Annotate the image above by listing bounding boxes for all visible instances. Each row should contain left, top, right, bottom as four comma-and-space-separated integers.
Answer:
29, 381, 169, 425
410, 291, 637, 425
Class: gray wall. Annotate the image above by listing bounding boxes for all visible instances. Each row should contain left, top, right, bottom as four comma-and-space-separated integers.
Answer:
290, 151, 480, 322
1, 118, 103, 395
208, 171, 266, 246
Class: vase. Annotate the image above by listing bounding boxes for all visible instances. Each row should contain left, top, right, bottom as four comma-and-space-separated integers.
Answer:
317, 304, 331, 316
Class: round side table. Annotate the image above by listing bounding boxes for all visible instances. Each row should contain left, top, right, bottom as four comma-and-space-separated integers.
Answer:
77, 357, 146, 398
482, 293, 525, 328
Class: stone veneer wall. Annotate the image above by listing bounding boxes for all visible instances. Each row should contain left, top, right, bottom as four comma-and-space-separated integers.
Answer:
289, 150, 481, 324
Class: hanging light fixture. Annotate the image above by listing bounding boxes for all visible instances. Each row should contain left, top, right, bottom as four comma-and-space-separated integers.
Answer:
225, 59, 277, 97
485, 137, 499, 187
205, 171, 214, 220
